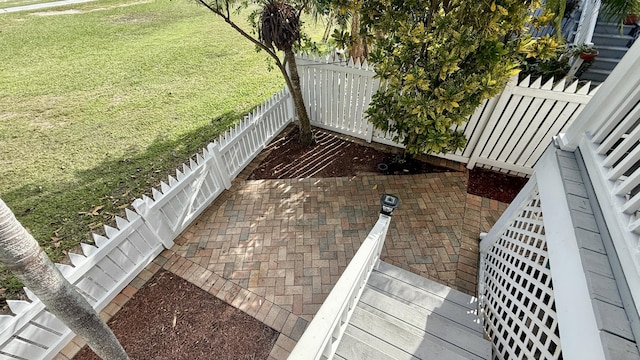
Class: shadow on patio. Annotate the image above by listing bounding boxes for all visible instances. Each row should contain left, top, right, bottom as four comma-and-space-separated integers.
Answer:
59, 131, 508, 360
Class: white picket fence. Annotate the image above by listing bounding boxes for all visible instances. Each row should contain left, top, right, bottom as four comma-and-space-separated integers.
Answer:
296, 53, 600, 175
0, 90, 295, 360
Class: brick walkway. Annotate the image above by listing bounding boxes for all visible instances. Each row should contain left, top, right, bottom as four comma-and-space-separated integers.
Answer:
57, 143, 508, 360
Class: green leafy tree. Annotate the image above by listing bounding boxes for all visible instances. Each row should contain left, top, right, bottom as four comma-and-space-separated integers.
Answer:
196, 0, 314, 145
361, 0, 557, 156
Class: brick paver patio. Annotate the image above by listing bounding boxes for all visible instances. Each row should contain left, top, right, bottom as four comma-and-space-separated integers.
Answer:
56, 136, 508, 360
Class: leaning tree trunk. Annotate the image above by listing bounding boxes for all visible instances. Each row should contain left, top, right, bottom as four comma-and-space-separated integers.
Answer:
283, 48, 313, 145
0, 199, 129, 360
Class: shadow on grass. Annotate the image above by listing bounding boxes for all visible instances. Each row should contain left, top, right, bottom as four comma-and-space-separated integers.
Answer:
0, 111, 244, 298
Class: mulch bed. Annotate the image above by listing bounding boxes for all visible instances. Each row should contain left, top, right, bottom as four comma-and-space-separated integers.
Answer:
251, 127, 527, 203
73, 270, 278, 360
468, 167, 529, 203
249, 128, 451, 180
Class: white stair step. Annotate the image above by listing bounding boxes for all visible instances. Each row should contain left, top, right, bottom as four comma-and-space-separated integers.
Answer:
376, 262, 478, 311
592, 33, 634, 48
336, 327, 419, 360
343, 306, 486, 360
358, 286, 490, 358
368, 271, 483, 334
595, 45, 630, 59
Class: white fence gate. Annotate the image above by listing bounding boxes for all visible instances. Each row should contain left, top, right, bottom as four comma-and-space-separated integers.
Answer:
297, 53, 599, 175
0, 90, 295, 360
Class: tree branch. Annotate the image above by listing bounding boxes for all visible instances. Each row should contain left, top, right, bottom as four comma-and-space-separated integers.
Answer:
195, 0, 297, 108
196, 0, 283, 66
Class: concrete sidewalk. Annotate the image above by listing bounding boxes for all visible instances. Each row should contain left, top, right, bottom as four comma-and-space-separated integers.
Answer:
55, 138, 508, 360
1, 0, 94, 14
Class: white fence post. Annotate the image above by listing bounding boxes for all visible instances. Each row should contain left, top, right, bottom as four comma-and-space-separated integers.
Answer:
208, 142, 232, 190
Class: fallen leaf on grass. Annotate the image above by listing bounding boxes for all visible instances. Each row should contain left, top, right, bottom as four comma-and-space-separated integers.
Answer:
78, 205, 104, 216
88, 222, 103, 230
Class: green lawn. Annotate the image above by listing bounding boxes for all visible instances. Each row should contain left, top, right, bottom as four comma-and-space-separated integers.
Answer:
0, 0, 322, 295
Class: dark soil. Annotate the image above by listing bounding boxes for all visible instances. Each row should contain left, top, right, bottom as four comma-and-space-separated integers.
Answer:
468, 167, 529, 203
249, 128, 452, 180
251, 127, 527, 203
73, 270, 278, 360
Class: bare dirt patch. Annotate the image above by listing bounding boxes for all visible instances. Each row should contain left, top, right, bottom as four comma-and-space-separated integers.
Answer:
32, 9, 81, 15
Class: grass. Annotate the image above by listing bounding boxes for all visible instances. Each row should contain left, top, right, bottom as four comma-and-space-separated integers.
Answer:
0, 0, 330, 297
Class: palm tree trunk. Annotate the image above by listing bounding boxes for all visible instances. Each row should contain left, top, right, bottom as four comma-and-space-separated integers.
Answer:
0, 199, 129, 360
284, 49, 314, 145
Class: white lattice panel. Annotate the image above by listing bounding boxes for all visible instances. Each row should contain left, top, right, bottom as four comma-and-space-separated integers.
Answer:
481, 191, 562, 359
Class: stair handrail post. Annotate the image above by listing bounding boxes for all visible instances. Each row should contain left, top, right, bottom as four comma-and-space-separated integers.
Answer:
573, 0, 601, 46
289, 195, 398, 360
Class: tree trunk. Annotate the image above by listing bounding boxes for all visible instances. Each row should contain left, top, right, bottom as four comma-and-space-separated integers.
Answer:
322, 13, 334, 43
283, 49, 314, 146
0, 199, 129, 360
350, 12, 367, 61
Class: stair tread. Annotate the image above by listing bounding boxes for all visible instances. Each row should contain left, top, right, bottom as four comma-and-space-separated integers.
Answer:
585, 68, 612, 75
336, 326, 420, 360
375, 262, 478, 311
368, 272, 483, 333
593, 33, 635, 40
341, 306, 489, 360
592, 57, 623, 63
595, 44, 632, 51
358, 287, 490, 358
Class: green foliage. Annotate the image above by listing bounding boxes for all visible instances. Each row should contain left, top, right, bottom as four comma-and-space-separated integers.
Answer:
362, 0, 556, 155
520, 45, 570, 83
600, 0, 640, 26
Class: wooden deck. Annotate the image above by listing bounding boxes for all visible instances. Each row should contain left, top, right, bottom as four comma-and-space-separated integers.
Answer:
335, 262, 491, 360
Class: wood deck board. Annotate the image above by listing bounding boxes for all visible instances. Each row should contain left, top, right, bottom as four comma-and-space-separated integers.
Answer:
375, 262, 478, 311
367, 271, 483, 334
334, 262, 490, 360
343, 307, 480, 360
358, 286, 490, 358
335, 331, 407, 360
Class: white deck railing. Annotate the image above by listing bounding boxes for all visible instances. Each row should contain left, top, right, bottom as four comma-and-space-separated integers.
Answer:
289, 214, 391, 360
479, 41, 640, 359
573, 0, 601, 46
566, 0, 601, 77
558, 40, 640, 319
